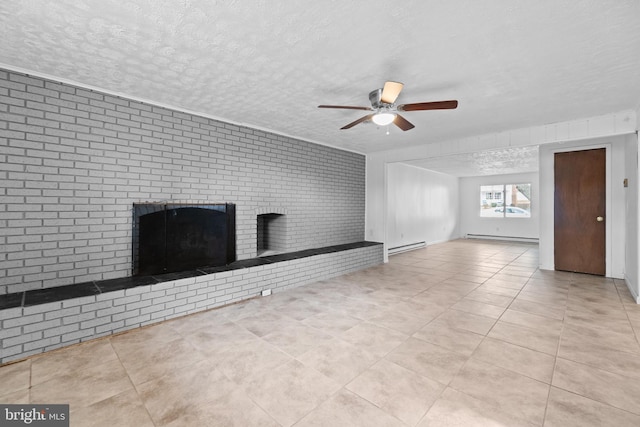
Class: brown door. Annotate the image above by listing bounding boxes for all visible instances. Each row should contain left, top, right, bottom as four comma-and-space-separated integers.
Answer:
554, 148, 606, 275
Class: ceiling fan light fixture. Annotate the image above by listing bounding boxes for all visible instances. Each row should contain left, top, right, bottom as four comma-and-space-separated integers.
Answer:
372, 112, 396, 126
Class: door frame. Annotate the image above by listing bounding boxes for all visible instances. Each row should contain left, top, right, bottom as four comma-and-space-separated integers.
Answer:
552, 143, 612, 277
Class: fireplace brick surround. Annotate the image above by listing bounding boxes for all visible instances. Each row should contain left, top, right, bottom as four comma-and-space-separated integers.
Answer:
0, 69, 381, 363
0, 69, 366, 294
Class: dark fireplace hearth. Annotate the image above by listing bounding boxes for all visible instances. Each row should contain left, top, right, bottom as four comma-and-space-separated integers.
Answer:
133, 203, 236, 275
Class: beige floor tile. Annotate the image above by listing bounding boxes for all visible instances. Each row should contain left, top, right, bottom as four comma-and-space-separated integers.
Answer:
413, 320, 484, 356
0, 359, 30, 396
561, 323, 640, 354
509, 297, 566, 320
8, 239, 640, 426
558, 327, 640, 379
215, 298, 276, 322
0, 388, 29, 404
331, 298, 384, 320
215, 338, 292, 384
30, 358, 133, 409
474, 284, 521, 297
564, 308, 633, 332
525, 278, 570, 292
434, 279, 481, 294
70, 389, 154, 427
242, 359, 340, 427
544, 387, 640, 427
553, 358, 640, 415
346, 358, 445, 426
463, 290, 514, 308
182, 320, 258, 357
31, 339, 118, 386
276, 298, 326, 321
433, 309, 497, 335
449, 359, 549, 425
484, 275, 528, 288
233, 309, 298, 336
380, 282, 432, 298
161, 386, 279, 427
487, 320, 559, 355
338, 322, 408, 357
471, 337, 556, 383
418, 387, 537, 427
295, 389, 405, 427
261, 322, 333, 357
410, 289, 464, 307
450, 273, 488, 284
500, 309, 563, 335
450, 299, 506, 319
297, 337, 379, 386
110, 322, 183, 352
136, 360, 230, 425
515, 290, 568, 307
367, 309, 430, 335
386, 337, 468, 385
357, 289, 408, 307
166, 307, 230, 335
300, 310, 363, 336
116, 337, 206, 386
387, 300, 447, 321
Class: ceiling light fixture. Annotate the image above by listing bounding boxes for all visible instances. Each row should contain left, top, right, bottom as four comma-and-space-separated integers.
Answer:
371, 112, 396, 126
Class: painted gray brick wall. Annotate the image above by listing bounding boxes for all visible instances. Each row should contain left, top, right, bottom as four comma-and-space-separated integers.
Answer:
0, 69, 366, 293
0, 244, 383, 364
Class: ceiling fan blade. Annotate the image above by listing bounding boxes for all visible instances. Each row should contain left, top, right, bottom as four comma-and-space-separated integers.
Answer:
393, 114, 415, 131
341, 114, 373, 130
380, 81, 404, 104
318, 105, 372, 111
397, 100, 458, 111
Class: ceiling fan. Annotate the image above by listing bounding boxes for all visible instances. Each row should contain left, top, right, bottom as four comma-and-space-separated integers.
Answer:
318, 81, 458, 131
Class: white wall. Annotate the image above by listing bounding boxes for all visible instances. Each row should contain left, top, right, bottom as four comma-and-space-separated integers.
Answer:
366, 110, 636, 257
459, 172, 539, 240
625, 131, 639, 302
365, 111, 637, 285
538, 135, 628, 279
386, 163, 459, 250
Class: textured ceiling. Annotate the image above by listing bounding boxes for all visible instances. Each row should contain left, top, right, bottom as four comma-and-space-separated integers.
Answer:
0, 0, 639, 157
404, 146, 539, 177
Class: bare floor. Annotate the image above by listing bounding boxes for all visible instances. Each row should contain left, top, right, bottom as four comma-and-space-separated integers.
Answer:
2, 239, 640, 426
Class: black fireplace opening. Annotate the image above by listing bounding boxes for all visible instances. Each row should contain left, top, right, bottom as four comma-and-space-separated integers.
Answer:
133, 203, 236, 276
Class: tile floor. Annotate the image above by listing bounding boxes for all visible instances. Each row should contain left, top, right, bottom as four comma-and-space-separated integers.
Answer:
2, 239, 640, 426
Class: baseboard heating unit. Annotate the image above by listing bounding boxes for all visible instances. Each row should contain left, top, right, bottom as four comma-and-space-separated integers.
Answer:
388, 241, 426, 255
465, 234, 539, 243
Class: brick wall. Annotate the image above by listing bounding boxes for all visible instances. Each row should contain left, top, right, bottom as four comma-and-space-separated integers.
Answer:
0, 69, 366, 293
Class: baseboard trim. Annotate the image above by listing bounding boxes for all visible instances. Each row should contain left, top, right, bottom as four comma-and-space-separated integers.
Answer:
624, 276, 640, 304
388, 241, 426, 255
465, 234, 539, 243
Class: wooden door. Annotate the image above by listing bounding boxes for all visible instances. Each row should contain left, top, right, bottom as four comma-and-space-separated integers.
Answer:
554, 148, 606, 275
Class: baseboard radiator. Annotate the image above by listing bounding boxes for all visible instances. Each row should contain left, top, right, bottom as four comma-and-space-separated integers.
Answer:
388, 241, 426, 255
465, 234, 539, 243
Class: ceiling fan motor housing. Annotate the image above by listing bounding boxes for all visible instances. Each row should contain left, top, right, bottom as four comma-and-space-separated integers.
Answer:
369, 88, 385, 108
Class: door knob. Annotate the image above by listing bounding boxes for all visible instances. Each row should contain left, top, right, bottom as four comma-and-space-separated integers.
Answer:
596, 216, 604, 222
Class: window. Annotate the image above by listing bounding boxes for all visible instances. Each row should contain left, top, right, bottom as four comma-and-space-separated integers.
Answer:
480, 183, 531, 218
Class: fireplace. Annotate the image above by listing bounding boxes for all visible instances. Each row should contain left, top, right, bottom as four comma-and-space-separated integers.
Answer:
133, 203, 236, 275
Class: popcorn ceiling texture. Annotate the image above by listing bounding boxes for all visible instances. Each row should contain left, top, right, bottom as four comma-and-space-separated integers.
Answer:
0, 69, 366, 294
1, 1, 639, 153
